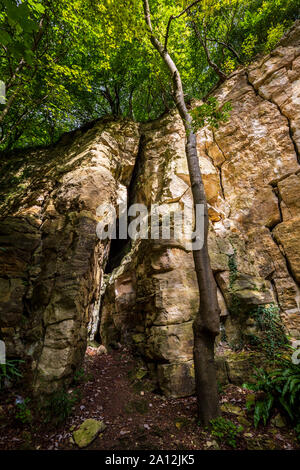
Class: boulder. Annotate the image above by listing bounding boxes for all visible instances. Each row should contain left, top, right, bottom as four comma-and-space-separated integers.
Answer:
73, 419, 106, 448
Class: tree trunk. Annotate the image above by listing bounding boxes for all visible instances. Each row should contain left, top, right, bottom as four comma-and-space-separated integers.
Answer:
143, 0, 220, 426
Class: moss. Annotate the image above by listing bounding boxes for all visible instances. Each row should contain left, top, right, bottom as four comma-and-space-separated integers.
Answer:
228, 249, 238, 288
248, 303, 289, 360
73, 419, 106, 448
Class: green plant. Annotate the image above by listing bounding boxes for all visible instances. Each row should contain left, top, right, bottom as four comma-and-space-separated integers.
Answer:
191, 97, 232, 132
0, 358, 24, 389
227, 249, 242, 320
72, 367, 86, 385
209, 416, 242, 448
43, 389, 81, 425
217, 381, 224, 395
226, 250, 246, 350
244, 360, 300, 428
249, 304, 289, 360
228, 249, 238, 288
294, 423, 300, 442
15, 398, 32, 425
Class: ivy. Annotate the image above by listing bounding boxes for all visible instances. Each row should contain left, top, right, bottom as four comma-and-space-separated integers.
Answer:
228, 249, 238, 289
249, 304, 289, 361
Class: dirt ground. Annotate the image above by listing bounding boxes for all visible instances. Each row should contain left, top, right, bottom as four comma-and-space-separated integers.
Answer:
0, 347, 299, 451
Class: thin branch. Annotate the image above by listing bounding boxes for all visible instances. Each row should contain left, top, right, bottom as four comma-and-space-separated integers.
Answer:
164, 0, 202, 51
190, 19, 227, 82
206, 38, 242, 63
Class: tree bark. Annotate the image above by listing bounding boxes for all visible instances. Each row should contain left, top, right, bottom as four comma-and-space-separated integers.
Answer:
142, 0, 220, 425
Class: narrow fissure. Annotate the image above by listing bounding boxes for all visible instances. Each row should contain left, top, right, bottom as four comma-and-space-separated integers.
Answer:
244, 70, 300, 292
104, 132, 145, 274
245, 70, 300, 165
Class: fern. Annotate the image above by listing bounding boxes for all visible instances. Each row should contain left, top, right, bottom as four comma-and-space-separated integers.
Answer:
244, 361, 300, 430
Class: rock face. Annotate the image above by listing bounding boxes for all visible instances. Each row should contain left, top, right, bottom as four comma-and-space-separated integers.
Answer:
1, 22, 300, 397
0, 119, 140, 393
100, 22, 300, 397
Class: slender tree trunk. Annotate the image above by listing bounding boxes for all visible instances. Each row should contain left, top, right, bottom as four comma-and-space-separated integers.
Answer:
143, 0, 220, 425
0, 90, 18, 125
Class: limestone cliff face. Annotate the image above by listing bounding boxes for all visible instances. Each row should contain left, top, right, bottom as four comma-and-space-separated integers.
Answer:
0, 22, 300, 396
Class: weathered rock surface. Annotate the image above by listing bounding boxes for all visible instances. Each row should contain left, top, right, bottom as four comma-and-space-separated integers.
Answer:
100, 22, 300, 396
0, 119, 140, 394
1, 22, 300, 397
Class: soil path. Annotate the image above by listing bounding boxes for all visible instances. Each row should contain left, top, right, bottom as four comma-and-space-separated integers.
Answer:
0, 347, 298, 450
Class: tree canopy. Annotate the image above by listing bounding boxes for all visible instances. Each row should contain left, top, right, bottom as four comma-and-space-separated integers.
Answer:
0, 0, 299, 151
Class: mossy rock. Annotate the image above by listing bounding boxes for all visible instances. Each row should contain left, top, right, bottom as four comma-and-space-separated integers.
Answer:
238, 416, 251, 428
220, 402, 245, 416
135, 368, 148, 380
132, 334, 145, 344
270, 413, 286, 428
245, 436, 277, 450
73, 419, 106, 448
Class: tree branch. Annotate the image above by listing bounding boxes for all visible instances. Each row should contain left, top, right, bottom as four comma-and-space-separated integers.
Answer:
190, 19, 227, 82
206, 38, 242, 63
164, 0, 202, 51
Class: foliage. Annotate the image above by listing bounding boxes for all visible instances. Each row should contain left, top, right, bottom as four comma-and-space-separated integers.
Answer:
244, 360, 300, 429
209, 416, 242, 448
15, 398, 32, 425
227, 249, 242, 325
0, 0, 298, 151
265, 23, 286, 51
42, 388, 81, 425
72, 367, 87, 385
228, 249, 238, 288
0, 358, 24, 389
294, 423, 300, 442
226, 249, 288, 358
190, 97, 231, 132
248, 304, 289, 360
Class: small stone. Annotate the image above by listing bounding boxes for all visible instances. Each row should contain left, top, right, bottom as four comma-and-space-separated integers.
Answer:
220, 402, 245, 416
97, 345, 107, 355
238, 416, 251, 428
271, 413, 286, 428
73, 419, 106, 448
205, 440, 220, 449
144, 424, 150, 430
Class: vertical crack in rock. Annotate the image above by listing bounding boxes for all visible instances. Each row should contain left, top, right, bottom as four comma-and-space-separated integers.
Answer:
97, 130, 145, 342
245, 70, 300, 291
245, 70, 300, 165
212, 131, 227, 201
